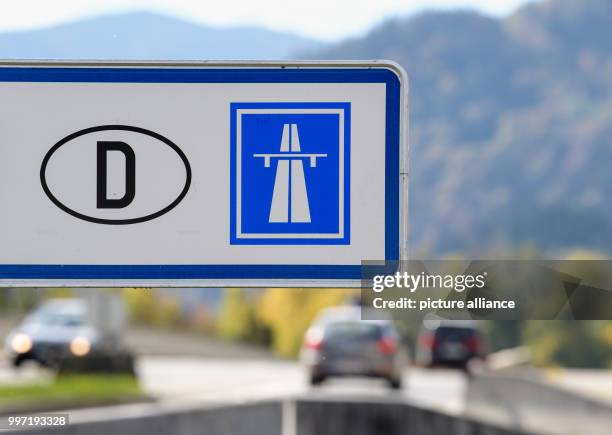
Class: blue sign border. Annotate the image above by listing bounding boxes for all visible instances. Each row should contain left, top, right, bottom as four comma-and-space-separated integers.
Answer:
230, 102, 351, 245
0, 66, 401, 281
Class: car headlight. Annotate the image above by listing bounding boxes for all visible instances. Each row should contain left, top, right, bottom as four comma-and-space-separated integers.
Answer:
69, 336, 91, 357
11, 333, 33, 354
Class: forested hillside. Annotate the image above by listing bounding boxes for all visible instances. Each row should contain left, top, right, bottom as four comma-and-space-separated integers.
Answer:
313, 0, 612, 256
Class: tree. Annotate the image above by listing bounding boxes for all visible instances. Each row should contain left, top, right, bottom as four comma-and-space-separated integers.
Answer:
218, 289, 269, 344
256, 288, 356, 358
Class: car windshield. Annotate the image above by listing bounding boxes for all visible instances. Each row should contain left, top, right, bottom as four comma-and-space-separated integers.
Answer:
324, 322, 382, 341
25, 309, 87, 327
435, 327, 477, 341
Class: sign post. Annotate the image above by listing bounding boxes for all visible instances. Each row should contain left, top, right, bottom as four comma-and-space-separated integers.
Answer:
0, 61, 408, 287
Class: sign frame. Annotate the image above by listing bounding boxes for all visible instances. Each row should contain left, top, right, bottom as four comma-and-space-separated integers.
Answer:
0, 60, 409, 288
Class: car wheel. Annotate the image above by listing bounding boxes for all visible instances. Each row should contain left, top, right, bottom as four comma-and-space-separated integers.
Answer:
12, 354, 27, 368
388, 377, 402, 390
310, 374, 325, 386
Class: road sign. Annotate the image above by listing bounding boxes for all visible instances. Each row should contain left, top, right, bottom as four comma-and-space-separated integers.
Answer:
0, 61, 408, 287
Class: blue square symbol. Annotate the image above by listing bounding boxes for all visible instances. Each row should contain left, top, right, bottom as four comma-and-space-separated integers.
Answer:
230, 103, 350, 245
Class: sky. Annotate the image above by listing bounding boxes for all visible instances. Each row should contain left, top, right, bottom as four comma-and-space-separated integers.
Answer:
1, 0, 537, 41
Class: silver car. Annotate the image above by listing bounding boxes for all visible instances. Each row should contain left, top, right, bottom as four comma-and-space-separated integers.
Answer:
300, 306, 406, 389
4, 299, 101, 368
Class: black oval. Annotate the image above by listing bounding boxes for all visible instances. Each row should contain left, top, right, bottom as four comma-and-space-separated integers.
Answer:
40, 125, 192, 225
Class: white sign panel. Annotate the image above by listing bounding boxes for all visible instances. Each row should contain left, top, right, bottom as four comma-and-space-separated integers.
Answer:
0, 61, 407, 287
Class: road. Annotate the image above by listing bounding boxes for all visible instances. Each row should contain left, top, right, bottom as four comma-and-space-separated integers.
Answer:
0, 354, 467, 414
136, 356, 467, 414
126, 326, 468, 412
2, 321, 610, 415
0, 321, 466, 413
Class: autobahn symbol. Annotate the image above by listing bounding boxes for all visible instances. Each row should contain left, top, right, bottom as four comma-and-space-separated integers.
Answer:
253, 123, 327, 224
231, 102, 351, 245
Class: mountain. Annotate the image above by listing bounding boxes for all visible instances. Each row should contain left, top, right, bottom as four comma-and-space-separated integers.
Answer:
310, 0, 612, 256
0, 12, 320, 59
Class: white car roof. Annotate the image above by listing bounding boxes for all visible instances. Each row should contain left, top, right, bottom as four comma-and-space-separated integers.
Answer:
34, 298, 88, 316
314, 306, 392, 326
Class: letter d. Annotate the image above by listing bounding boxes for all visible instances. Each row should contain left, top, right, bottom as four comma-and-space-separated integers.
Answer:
97, 141, 136, 209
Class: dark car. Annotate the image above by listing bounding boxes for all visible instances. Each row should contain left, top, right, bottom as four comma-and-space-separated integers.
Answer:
5, 299, 102, 367
416, 321, 487, 369
300, 306, 407, 389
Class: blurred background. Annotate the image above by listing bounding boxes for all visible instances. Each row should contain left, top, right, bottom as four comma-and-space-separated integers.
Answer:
1, 0, 612, 434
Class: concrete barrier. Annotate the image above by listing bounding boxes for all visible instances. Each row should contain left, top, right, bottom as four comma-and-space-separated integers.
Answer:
4, 395, 536, 435
295, 397, 527, 435
485, 347, 532, 372
466, 373, 612, 435
4, 401, 283, 435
